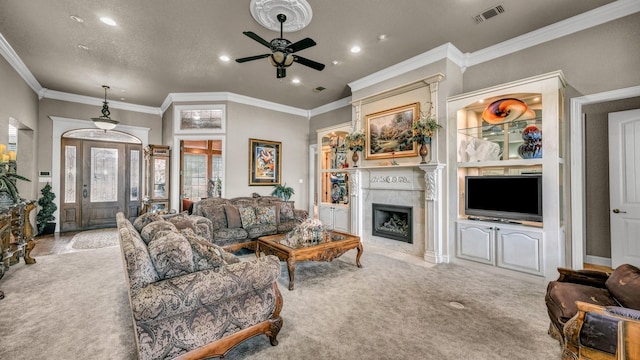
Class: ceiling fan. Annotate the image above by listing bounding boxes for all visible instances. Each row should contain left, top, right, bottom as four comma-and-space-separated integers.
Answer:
235, 13, 325, 79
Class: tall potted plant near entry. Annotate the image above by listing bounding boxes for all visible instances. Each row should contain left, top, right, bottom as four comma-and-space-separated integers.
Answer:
411, 111, 442, 164
345, 129, 365, 167
36, 183, 57, 235
271, 183, 294, 201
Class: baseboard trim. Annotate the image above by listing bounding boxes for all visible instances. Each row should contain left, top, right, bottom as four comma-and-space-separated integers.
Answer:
584, 255, 612, 267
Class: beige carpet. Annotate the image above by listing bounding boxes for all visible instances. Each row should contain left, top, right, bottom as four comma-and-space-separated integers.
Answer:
70, 228, 119, 250
0, 245, 561, 359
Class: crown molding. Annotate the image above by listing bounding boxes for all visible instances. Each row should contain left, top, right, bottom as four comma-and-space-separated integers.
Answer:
309, 97, 351, 117
467, 0, 640, 67
41, 89, 162, 115
0, 32, 41, 93
162, 92, 309, 118
2, 0, 638, 116
349, 43, 460, 93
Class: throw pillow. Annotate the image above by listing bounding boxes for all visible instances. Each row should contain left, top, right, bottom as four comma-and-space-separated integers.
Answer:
238, 206, 258, 228
279, 202, 295, 221
605, 264, 640, 309
147, 231, 195, 279
255, 205, 276, 225
224, 205, 242, 229
133, 212, 163, 233
203, 205, 227, 230
162, 212, 195, 231
179, 228, 227, 270
140, 221, 178, 244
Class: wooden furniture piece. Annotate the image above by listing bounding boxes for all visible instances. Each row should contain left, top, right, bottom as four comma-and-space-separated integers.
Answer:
256, 231, 362, 290
316, 123, 351, 233
447, 71, 566, 280
144, 145, 171, 214
0, 200, 37, 299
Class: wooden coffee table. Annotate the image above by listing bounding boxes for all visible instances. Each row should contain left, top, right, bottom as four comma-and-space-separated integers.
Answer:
256, 231, 362, 290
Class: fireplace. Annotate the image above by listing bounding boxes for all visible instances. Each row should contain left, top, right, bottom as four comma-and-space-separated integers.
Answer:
372, 203, 413, 243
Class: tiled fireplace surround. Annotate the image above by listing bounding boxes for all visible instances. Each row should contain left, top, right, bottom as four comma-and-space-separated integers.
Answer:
349, 163, 446, 263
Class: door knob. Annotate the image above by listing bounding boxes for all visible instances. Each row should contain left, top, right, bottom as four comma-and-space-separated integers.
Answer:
612, 208, 627, 214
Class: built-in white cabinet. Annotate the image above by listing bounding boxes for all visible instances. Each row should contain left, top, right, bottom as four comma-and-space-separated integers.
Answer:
317, 123, 351, 233
456, 220, 544, 276
448, 71, 566, 280
318, 204, 350, 232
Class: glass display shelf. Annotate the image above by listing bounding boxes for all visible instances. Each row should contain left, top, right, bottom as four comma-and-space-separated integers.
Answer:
458, 118, 542, 162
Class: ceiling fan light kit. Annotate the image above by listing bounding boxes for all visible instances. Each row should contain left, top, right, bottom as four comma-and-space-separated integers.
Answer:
236, 10, 324, 79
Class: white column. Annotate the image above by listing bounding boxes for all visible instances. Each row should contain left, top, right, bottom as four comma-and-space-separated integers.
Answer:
419, 163, 447, 263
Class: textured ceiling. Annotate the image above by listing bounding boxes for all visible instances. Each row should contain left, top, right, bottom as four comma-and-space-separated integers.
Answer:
0, 0, 616, 110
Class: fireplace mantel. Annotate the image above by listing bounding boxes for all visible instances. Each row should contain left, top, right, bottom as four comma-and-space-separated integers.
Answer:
348, 163, 447, 264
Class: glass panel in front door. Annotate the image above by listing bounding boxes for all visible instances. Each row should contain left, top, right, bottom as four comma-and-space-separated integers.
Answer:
90, 147, 118, 202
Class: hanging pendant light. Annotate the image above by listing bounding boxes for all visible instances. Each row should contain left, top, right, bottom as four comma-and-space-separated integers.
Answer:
91, 85, 119, 130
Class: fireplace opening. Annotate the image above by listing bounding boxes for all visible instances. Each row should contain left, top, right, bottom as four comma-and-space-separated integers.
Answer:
372, 203, 413, 243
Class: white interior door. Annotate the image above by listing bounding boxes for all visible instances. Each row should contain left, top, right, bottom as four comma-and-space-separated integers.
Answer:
608, 109, 640, 268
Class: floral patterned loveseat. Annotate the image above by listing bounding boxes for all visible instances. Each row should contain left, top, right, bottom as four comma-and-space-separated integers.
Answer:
116, 212, 283, 360
192, 196, 308, 252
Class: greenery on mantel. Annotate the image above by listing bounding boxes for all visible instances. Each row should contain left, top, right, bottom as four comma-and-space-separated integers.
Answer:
411, 110, 442, 145
345, 129, 365, 152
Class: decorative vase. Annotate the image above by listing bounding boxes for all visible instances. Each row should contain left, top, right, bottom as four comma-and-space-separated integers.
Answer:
419, 143, 429, 164
351, 151, 359, 167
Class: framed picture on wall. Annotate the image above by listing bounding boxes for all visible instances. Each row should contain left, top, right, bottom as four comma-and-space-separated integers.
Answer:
365, 102, 419, 160
249, 138, 281, 186
173, 104, 226, 134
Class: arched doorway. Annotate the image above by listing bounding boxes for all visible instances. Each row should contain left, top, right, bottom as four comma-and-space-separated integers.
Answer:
59, 129, 142, 232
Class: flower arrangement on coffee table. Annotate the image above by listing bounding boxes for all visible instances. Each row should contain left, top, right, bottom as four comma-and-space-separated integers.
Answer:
281, 218, 332, 247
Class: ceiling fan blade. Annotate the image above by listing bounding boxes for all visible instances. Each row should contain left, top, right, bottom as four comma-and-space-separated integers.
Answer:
243, 31, 272, 48
235, 54, 271, 63
293, 55, 325, 71
287, 37, 316, 53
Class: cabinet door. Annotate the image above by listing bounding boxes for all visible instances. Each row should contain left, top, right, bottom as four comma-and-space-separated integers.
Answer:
318, 205, 332, 228
496, 227, 543, 275
332, 206, 350, 233
456, 222, 494, 264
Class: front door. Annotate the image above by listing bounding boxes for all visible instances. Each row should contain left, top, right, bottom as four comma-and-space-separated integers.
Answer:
60, 131, 142, 232
608, 109, 640, 268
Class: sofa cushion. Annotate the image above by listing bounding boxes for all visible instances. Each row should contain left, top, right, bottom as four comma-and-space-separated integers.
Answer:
133, 212, 163, 232
239, 207, 258, 228
140, 220, 178, 244
224, 205, 242, 228
182, 233, 226, 270
203, 205, 227, 231
255, 205, 276, 225
147, 231, 195, 279
118, 216, 160, 289
277, 220, 298, 233
163, 212, 195, 231
213, 228, 248, 242
605, 264, 640, 309
245, 224, 278, 239
546, 281, 619, 325
278, 202, 295, 221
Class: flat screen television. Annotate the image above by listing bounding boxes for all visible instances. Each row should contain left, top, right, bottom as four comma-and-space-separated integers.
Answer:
465, 175, 543, 222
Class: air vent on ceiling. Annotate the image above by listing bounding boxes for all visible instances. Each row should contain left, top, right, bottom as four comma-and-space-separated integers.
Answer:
473, 4, 505, 24
313, 86, 326, 93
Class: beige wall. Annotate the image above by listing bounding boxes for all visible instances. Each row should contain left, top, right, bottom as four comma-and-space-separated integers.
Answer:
308, 106, 351, 144
0, 56, 39, 200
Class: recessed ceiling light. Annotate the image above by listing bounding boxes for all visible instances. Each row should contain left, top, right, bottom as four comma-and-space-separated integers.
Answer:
70, 15, 84, 23
77, 44, 89, 51
219, 55, 230, 62
292, 78, 301, 84
331, 60, 340, 65
377, 34, 388, 41
350, 46, 361, 54
120, 97, 126, 101
100, 17, 117, 26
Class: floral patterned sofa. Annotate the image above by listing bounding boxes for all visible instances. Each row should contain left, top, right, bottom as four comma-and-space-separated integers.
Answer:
116, 212, 283, 360
192, 196, 308, 252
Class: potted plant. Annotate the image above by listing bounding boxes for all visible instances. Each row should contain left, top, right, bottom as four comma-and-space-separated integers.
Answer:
36, 183, 57, 235
0, 161, 30, 209
271, 183, 295, 201
411, 110, 442, 164
345, 129, 365, 167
